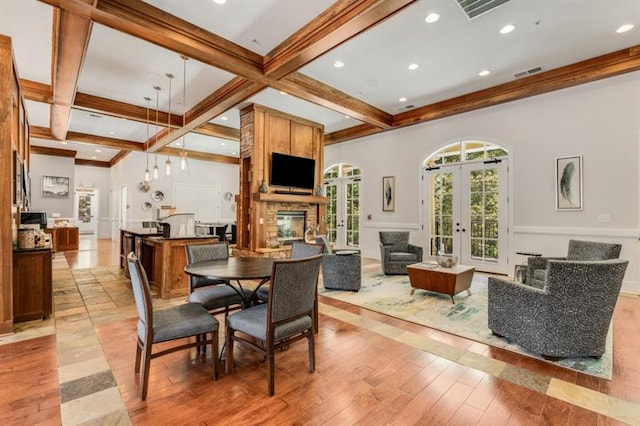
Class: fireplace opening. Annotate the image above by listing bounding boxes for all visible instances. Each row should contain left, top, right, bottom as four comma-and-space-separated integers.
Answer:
277, 211, 306, 245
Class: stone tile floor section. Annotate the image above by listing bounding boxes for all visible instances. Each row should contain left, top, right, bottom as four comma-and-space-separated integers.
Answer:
2, 257, 639, 425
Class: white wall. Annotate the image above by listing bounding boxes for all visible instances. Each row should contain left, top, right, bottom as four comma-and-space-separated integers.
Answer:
109, 151, 239, 236
325, 71, 640, 294
75, 165, 112, 237
29, 154, 75, 218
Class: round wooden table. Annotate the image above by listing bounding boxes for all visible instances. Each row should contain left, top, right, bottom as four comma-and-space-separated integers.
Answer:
184, 257, 274, 307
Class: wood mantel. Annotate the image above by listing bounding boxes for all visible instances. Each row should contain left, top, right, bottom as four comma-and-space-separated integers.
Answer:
253, 193, 328, 204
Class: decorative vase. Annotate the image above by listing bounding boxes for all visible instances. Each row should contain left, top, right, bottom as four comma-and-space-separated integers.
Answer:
259, 180, 268, 193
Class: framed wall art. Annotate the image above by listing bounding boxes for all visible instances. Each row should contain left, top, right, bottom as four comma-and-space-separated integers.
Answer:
13, 151, 23, 206
555, 155, 583, 210
42, 175, 70, 198
382, 176, 395, 212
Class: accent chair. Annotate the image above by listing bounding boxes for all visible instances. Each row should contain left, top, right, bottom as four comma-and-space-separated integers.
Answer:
379, 231, 423, 275
315, 235, 361, 291
488, 258, 628, 358
526, 240, 622, 288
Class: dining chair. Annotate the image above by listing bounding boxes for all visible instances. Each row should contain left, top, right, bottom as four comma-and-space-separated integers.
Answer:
185, 242, 247, 317
225, 254, 323, 396
127, 252, 219, 400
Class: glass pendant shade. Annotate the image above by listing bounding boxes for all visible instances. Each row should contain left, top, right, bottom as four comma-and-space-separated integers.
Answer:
165, 157, 172, 176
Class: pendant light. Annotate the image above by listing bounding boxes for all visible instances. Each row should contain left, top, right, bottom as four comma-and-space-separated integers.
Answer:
153, 86, 161, 179
179, 55, 189, 174
165, 73, 174, 177
143, 96, 151, 184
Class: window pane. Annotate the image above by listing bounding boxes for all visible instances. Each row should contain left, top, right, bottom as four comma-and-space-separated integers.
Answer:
470, 193, 483, 216
471, 239, 483, 258
470, 170, 483, 192
470, 219, 483, 238
442, 217, 453, 236
484, 168, 498, 191
485, 220, 498, 238
485, 239, 498, 259
484, 193, 498, 217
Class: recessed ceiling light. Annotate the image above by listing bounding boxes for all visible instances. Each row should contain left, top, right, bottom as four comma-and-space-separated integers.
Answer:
344, 115, 351, 119
334, 60, 344, 68
500, 24, 515, 34
213, 0, 226, 4
232, 151, 237, 155
108, 131, 115, 135
408, 63, 419, 70
478, 69, 491, 77
61, 141, 68, 145
399, 97, 407, 102
221, 142, 226, 146
220, 116, 228, 121
175, 141, 183, 146
95, 149, 102, 152
279, 91, 287, 95
616, 24, 634, 33
425, 13, 440, 23
91, 156, 97, 159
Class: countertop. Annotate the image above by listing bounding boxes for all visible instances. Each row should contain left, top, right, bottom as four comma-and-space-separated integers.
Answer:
120, 228, 163, 235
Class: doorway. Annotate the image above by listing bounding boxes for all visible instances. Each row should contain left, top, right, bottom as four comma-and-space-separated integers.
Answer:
74, 188, 99, 235
323, 163, 361, 248
423, 141, 509, 274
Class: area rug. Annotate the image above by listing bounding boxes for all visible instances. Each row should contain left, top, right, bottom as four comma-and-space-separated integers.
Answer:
319, 265, 613, 379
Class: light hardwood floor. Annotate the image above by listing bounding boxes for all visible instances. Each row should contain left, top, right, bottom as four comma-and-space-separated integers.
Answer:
1, 236, 638, 425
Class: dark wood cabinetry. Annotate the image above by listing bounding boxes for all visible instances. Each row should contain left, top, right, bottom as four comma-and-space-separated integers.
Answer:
45, 227, 79, 251
12, 248, 52, 323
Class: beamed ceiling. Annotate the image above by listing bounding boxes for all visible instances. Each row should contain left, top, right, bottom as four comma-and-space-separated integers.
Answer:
1, 0, 639, 166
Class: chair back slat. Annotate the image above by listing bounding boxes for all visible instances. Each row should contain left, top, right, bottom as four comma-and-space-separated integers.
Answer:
185, 242, 229, 290
127, 252, 153, 336
290, 241, 324, 259
268, 255, 323, 324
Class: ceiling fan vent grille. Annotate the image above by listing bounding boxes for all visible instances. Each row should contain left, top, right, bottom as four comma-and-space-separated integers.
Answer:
513, 66, 544, 79
456, 0, 511, 20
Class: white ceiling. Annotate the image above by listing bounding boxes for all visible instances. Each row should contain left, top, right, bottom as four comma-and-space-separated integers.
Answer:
1, 0, 638, 161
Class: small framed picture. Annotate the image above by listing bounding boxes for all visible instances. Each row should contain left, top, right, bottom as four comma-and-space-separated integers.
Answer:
42, 175, 70, 198
555, 155, 583, 210
382, 176, 395, 211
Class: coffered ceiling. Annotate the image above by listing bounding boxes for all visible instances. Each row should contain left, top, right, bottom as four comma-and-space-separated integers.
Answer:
1, 0, 639, 165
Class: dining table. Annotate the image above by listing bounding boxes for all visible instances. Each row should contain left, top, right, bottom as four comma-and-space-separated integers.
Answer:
184, 256, 275, 308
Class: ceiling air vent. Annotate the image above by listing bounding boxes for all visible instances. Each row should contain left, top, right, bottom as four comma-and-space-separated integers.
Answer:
513, 66, 544, 79
456, 0, 511, 20
405, 104, 415, 110
88, 113, 103, 118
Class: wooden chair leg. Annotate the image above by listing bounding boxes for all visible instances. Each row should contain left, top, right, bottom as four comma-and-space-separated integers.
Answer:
212, 330, 219, 380
267, 351, 275, 396
308, 332, 315, 373
140, 343, 153, 400
134, 340, 142, 373
225, 328, 234, 374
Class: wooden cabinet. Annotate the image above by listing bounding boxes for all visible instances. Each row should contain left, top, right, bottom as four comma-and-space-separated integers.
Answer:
13, 248, 53, 323
45, 227, 79, 251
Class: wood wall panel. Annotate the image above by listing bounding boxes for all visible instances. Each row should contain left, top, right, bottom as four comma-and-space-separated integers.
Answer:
290, 122, 314, 158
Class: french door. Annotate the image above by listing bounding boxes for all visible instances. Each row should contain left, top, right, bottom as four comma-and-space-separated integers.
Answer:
75, 189, 99, 235
425, 159, 508, 274
324, 176, 360, 248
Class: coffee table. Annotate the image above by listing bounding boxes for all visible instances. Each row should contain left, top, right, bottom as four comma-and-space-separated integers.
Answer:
407, 262, 475, 304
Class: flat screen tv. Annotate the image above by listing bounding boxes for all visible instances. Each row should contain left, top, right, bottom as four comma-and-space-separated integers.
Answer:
21, 211, 47, 229
270, 152, 315, 190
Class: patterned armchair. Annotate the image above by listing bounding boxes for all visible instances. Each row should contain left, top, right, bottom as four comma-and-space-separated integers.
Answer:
488, 259, 628, 358
526, 240, 622, 288
379, 231, 423, 275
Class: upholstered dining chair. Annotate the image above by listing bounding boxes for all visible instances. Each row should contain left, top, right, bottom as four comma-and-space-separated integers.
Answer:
185, 242, 247, 317
488, 258, 628, 358
127, 253, 219, 400
225, 254, 323, 396
256, 241, 324, 302
379, 231, 423, 275
525, 240, 622, 288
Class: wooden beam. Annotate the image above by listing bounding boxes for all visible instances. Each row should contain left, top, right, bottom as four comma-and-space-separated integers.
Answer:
30, 145, 77, 157
75, 158, 110, 167
276, 72, 392, 128
66, 131, 144, 151
327, 45, 640, 144
30, 126, 53, 140
20, 80, 53, 104
264, 0, 416, 79
148, 77, 264, 151
73, 92, 182, 126
158, 147, 239, 165
393, 45, 640, 128
109, 150, 129, 166
193, 123, 240, 141
50, 2, 95, 140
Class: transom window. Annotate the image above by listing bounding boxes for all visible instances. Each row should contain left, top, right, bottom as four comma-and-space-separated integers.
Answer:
425, 141, 508, 167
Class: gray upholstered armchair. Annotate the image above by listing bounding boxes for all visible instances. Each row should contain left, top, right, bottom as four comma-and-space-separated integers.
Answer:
315, 236, 361, 291
379, 231, 423, 275
488, 259, 628, 358
526, 240, 622, 288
